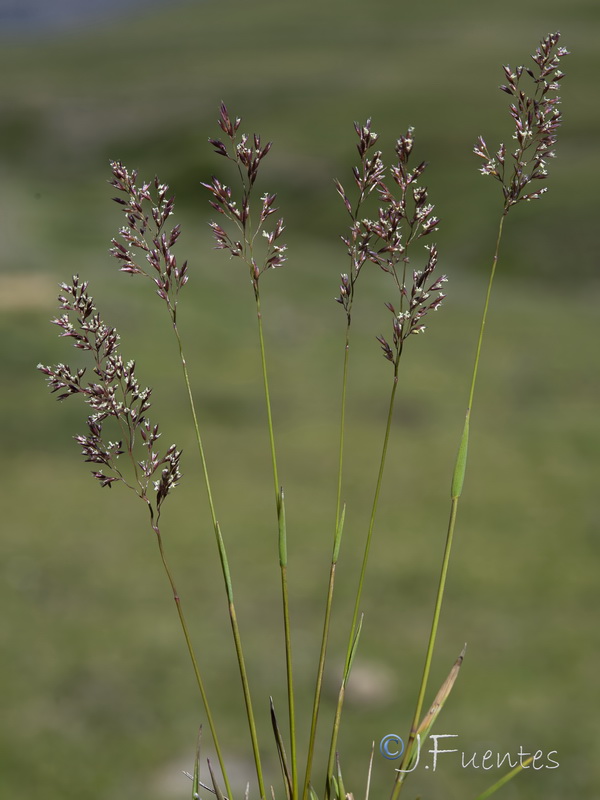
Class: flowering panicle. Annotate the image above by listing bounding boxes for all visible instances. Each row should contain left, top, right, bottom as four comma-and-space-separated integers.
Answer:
335, 122, 445, 365
376, 246, 446, 362
38, 276, 181, 517
334, 119, 384, 311
109, 162, 188, 317
474, 32, 568, 210
202, 103, 286, 293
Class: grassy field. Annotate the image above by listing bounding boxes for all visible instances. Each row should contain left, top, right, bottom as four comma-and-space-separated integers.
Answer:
1, 1, 599, 799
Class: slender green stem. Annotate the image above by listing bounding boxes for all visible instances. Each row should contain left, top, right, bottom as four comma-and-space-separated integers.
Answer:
326, 362, 400, 785
302, 560, 338, 800
324, 621, 346, 800
212, 520, 265, 799
335, 326, 351, 530
302, 326, 351, 800
347, 362, 399, 659
172, 321, 219, 524
255, 290, 281, 500
152, 522, 233, 800
172, 320, 266, 799
390, 213, 506, 800
255, 288, 297, 799
389, 498, 458, 800
280, 563, 296, 796
466, 214, 505, 414
325, 614, 363, 798
229, 598, 267, 800
472, 756, 534, 800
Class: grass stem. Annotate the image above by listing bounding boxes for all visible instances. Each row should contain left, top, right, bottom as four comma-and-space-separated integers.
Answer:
302, 325, 351, 800
389, 498, 458, 800
153, 522, 233, 800
326, 361, 400, 786
390, 213, 506, 799
472, 756, 534, 799
347, 362, 399, 647
255, 288, 297, 800
173, 320, 266, 799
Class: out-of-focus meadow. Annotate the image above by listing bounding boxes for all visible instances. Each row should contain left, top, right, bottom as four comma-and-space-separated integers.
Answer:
1, 1, 598, 798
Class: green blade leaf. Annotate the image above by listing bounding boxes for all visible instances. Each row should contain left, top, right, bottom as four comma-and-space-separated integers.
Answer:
472, 755, 534, 799
270, 696, 292, 800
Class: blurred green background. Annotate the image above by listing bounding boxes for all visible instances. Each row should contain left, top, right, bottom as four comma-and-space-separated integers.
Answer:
1, 1, 598, 798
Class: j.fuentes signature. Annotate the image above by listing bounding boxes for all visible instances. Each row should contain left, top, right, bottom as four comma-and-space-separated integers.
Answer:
380, 733, 559, 772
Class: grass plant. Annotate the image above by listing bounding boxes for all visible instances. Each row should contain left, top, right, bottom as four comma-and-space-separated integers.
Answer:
39, 33, 568, 800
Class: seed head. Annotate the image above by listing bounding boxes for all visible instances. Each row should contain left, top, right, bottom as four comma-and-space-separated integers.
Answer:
109, 162, 188, 315
475, 32, 568, 211
39, 277, 182, 517
335, 122, 446, 360
203, 105, 287, 290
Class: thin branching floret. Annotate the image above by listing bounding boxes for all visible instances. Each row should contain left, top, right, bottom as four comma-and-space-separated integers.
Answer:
335, 122, 446, 365
109, 162, 188, 316
202, 104, 287, 294
474, 32, 568, 211
38, 276, 181, 518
